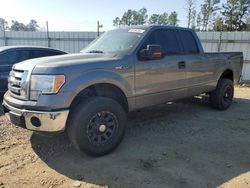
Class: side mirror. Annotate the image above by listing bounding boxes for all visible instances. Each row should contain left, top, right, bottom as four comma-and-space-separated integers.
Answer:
140, 45, 162, 60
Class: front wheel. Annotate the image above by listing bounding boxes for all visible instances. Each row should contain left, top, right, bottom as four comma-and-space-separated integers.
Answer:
210, 78, 234, 110
67, 97, 127, 156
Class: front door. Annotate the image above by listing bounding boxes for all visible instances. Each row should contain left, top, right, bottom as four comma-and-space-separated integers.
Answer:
135, 29, 187, 108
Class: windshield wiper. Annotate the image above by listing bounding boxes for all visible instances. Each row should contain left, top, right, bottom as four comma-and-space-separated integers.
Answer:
87, 50, 104, 53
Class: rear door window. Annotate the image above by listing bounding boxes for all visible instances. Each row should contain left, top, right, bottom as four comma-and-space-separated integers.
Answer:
179, 30, 199, 54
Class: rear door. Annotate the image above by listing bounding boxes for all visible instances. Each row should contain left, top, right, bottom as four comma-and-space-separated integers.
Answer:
0, 50, 30, 92
135, 28, 188, 108
178, 30, 217, 95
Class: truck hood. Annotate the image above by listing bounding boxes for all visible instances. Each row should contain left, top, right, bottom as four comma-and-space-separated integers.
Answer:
13, 52, 117, 70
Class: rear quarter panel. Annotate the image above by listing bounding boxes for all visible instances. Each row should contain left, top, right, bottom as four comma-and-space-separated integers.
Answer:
204, 52, 243, 84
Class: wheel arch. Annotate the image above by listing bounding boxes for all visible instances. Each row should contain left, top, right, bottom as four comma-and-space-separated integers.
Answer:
219, 69, 234, 82
70, 82, 129, 113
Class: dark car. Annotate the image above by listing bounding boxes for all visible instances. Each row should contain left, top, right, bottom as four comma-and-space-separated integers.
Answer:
0, 46, 67, 93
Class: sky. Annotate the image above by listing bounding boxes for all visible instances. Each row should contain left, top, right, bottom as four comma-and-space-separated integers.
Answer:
0, 0, 207, 32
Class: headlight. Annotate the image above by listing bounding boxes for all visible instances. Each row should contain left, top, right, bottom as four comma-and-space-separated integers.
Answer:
30, 75, 65, 100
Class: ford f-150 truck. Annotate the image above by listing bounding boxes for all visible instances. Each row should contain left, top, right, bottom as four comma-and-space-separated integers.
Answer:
2, 25, 243, 156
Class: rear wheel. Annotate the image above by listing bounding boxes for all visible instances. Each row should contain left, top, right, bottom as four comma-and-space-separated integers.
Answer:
210, 78, 234, 110
67, 97, 127, 156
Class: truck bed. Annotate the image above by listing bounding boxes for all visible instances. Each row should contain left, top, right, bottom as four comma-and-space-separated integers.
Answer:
204, 52, 243, 83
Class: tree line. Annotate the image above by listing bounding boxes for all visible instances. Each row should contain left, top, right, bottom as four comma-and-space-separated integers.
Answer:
113, 0, 250, 31
113, 8, 179, 27
187, 0, 250, 31
0, 0, 249, 32
0, 19, 39, 31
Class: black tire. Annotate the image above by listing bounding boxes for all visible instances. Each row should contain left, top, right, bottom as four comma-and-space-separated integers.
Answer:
210, 78, 234, 110
67, 97, 127, 156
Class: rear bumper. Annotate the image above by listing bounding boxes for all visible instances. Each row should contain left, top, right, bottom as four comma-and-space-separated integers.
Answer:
2, 100, 69, 132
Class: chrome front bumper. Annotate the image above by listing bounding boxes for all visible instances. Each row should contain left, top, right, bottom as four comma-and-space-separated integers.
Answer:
2, 101, 69, 132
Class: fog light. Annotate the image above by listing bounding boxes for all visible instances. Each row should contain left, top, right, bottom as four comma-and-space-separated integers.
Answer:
30, 117, 41, 127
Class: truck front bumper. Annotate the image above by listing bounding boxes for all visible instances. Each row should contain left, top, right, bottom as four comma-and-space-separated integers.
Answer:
2, 100, 69, 132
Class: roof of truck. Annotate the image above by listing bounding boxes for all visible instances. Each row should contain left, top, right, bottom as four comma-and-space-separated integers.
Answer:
116, 25, 193, 31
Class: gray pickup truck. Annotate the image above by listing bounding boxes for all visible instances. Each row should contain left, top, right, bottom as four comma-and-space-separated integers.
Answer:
2, 25, 243, 156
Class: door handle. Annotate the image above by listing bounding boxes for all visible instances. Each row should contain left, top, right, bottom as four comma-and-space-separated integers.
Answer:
178, 61, 186, 69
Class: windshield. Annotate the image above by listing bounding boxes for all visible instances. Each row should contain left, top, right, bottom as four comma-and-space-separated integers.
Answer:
81, 29, 145, 54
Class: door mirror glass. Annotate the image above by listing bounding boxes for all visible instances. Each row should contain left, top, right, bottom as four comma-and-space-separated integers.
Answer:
140, 45, 162, 60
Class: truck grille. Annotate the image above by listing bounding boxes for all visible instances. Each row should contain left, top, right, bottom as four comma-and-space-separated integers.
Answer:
8, 69, 29, 100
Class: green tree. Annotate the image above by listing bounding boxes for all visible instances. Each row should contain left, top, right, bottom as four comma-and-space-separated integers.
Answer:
121, 9, 134, 26
113, 9, 179, 27
10, 19, 39, 31
135, 8, 148, 25
191, 10, 197, 29
148, 13, 169, 25
246, 16, 250, 30
196, 13, 202, 30
221, 0, 240, 31
168, 11, 179, 26
185, 0, 196, 28
10, 20, 26, 31
113, 17, 121, 27
222, 0, 250, 31
148, 14, 160, 24
26, 19, 39, 31
113, 8, 148, 26
200, 0, 220, 31
212, 17, 226, 31
237, 0, 250, 30
0, 18, 8, 31
158, 12, 169, 25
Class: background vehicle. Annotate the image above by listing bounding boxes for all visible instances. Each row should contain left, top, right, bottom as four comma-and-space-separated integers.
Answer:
2, 26, 243, 156
0, 46, 67, 93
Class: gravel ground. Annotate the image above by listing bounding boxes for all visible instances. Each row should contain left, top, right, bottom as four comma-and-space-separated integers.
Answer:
0, 86, 250, 188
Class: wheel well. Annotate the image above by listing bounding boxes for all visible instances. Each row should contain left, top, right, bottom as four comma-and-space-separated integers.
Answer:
220, 69, 233, 81
70, 83, 129, 112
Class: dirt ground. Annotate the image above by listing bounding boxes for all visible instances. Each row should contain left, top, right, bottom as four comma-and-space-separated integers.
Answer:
0, 86, 250, 188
